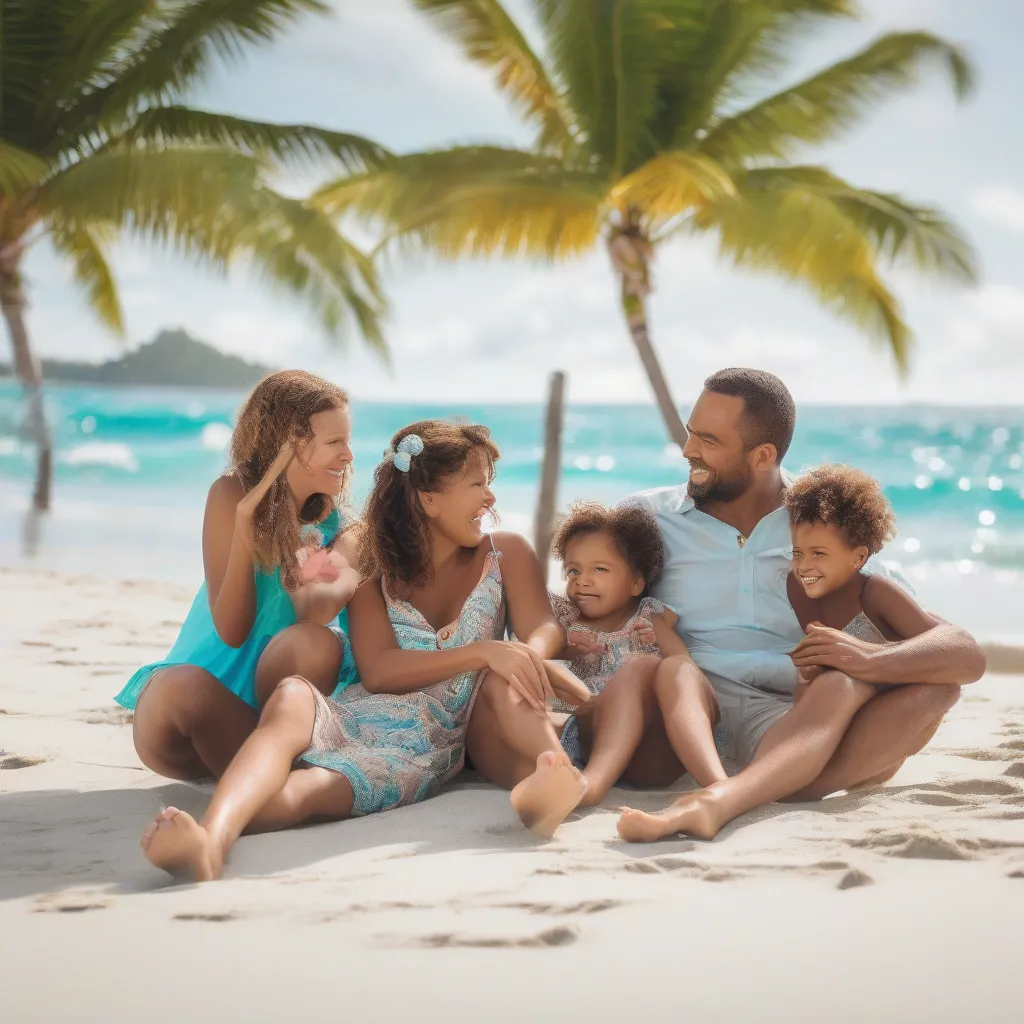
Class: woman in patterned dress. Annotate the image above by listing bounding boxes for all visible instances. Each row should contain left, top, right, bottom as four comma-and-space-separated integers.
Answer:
140, 420, 593, 882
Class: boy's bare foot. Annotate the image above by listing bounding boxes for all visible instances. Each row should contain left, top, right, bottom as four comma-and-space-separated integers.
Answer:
510, 751, 588, 839
616, 789, 724, 844
141, 807, 221, 882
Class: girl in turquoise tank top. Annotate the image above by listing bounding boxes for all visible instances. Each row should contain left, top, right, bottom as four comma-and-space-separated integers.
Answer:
119, 370, 360, 782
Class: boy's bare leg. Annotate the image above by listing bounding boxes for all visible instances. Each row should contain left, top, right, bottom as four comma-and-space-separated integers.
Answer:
617, 671, 875, 843
654, 656, 728, 788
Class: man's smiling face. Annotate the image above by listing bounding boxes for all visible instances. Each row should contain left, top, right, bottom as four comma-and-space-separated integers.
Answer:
682, 390, 755, 504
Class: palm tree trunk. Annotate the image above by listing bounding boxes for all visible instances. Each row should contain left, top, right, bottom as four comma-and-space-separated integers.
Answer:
619, 290, 689, 450
0, 265, 52, 512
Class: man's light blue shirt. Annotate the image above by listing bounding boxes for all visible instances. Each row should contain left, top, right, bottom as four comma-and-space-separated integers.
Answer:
630, 484, 802, 697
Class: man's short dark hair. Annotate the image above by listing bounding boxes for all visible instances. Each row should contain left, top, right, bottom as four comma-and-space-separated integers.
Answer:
703, 368, 796, 463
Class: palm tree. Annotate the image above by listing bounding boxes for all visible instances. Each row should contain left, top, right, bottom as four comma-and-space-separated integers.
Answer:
1, 0, 389, 511
318, 0, 977, 448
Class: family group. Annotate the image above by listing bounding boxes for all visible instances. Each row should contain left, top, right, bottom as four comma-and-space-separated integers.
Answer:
115, 368, 984, 882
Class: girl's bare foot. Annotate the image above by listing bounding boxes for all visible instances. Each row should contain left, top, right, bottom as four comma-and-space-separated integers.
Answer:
510, 751, 588, 839
140, 807, 222, 882
616, 789, 724, 844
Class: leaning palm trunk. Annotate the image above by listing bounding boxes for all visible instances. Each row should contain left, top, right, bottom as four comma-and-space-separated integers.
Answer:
608, 230, 689, 450
0, 253, 51, 512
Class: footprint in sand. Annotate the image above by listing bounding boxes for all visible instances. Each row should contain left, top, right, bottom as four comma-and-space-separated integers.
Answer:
925, 778, 1022, 797
1003, 762, 1024, 780
905, 790, 972, 807
412, 925, 578, 949
999, 739, 1024, 753
851, 824, 980, 861
951, 748, 1022, 763
1, 754, 49, 770
498, 899, 623, 916
173, 912, 238, 923
78, 708, 134, 726
838, 869, 873, 890
34, 892, 110, 913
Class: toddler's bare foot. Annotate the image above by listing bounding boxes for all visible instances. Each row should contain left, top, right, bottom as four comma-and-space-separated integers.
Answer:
616, 789, 724, 844
510, 751, 588, 838
141, 807, 221, 882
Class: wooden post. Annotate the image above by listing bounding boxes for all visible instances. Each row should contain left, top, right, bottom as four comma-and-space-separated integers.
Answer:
534, 370, 566, 582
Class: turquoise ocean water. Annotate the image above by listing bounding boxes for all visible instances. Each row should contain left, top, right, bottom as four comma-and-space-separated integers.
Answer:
1, 383, 1023, 593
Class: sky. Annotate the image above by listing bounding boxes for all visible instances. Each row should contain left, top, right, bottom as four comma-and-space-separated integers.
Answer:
18, 0, 1024, 406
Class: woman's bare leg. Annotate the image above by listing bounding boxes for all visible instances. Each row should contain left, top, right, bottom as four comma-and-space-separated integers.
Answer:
133, 666, 258, 780
653, 656, 728, 788
466, 673, 587, 838
617, 671, 875, 842
254, 623, 343, 706
140, 676, 352, 881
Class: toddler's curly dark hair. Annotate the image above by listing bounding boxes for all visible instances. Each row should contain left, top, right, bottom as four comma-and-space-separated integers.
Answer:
784, 464, 896, 554
553, 501, 665, 592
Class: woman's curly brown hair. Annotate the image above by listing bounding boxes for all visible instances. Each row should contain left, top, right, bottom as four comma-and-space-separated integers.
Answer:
362, 420, 500, 590
230, 370, 350, 591
553, 501, 665, 592
784, 464, 896, 554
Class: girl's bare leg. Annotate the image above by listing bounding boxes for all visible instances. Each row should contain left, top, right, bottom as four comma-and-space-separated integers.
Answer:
654, 656, 728, 788
466, 673, 587, 838
577, 658, 660, 807
617, 671, 875, 843
140, 676, 352, 881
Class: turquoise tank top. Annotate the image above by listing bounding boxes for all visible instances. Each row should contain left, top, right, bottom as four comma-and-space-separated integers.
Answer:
115, 508, 355, 711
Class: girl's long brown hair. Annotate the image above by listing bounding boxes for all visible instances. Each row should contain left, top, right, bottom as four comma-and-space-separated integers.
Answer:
362, 420, 499, 590
230, 370, 350, 590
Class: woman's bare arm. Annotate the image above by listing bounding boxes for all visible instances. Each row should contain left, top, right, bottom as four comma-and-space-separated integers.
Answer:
202, 476, 259, 648
349, 576, 549, 709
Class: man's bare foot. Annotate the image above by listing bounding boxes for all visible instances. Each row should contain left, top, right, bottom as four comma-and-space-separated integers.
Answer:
616, 789, 725, 844
140, 807, 221, 882
510, 751, 588, 838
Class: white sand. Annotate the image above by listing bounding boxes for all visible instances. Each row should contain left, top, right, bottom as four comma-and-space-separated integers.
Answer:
1, 566, 1023, 1022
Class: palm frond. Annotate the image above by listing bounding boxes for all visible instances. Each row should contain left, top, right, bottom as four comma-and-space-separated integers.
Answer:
701, 31, 973, 164
692, 172, 913, 369
39, 145, 386, 349
409, 1, 574, 153
0, 139, 48, 195
611, 151, 735, 229
739, 166, 977, 282
55, 0, 330, 144
124, 107, 391, 175
318, 147, 605, 262
48, 221, 125, 335
664, 0, 856, 148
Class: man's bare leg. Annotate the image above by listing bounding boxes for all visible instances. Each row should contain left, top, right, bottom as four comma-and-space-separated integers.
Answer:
617, 671, 874, 842
784, 683, 959, 801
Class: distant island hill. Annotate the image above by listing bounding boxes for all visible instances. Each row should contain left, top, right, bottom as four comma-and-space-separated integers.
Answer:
0, 330, 275, 389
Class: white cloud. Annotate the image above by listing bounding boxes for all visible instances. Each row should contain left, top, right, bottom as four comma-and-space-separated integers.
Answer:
969, 187, 1024, 234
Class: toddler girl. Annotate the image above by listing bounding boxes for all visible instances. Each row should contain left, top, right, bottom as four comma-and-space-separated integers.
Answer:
549, 501, 718, 805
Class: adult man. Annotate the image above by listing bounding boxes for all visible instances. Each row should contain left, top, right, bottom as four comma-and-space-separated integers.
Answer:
617, 368, 985, 841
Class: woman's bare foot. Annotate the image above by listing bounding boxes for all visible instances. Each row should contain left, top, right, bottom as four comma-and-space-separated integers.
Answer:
616, 789, 725, 844
140, 807, 221, 882
510, 751, 588, 839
